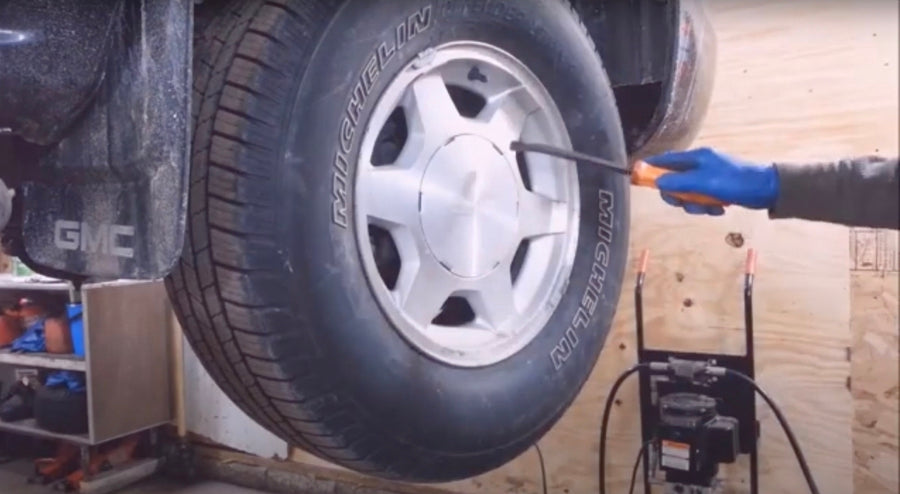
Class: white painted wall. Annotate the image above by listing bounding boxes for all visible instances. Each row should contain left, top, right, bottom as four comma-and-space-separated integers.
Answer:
182, 337, 289, 459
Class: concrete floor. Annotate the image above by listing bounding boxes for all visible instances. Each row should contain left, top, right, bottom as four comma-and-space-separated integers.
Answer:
0, 460, 271, 494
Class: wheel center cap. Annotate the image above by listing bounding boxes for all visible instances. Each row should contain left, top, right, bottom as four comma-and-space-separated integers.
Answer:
420, 135, 519, 278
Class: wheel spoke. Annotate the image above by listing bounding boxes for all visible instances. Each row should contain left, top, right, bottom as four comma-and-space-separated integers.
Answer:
392, 130, 427, 170
519, 190, 567, 239
479, 85, 539, 143
358, 166, 421, 228
405, 72, 462, 145
396, 258, 456, 328
466, 268, 517, 334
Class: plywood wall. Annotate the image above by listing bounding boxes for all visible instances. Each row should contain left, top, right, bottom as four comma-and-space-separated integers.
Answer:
850, 231, 899, 493
287, 2, 899, 493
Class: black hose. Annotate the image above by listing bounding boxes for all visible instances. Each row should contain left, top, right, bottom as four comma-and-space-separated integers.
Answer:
724, 369, 820, 494
599, 364, 649, 494
628, 440, 653, 494
534, 443, 548, 494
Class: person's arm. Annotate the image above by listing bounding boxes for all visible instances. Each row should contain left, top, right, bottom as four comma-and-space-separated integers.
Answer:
645, 148, 900, 229
771, 157, 898, 229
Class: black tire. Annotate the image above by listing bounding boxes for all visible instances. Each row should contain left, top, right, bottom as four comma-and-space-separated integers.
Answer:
167, 0, 629, 481
34, 387, 88, 435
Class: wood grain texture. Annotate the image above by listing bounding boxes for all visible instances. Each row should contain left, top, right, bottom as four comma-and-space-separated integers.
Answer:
85, 281, 173, 443
281, 2, 898, 493
851, 271, 899, 493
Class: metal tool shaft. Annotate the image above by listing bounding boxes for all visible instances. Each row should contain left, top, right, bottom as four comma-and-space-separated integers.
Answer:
509, 141, 630, 175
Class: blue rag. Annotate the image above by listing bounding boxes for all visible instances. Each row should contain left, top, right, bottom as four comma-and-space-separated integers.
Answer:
45, 371, 86, 393
10, 318, 46, 353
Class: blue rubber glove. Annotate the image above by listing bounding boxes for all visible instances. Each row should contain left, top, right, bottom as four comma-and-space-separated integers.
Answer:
645, 148, 780, 216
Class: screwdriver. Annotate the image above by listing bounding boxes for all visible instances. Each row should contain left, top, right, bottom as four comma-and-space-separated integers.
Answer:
510, 141, 726, 207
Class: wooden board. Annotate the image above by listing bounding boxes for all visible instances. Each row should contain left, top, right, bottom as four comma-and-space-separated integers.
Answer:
84, 281, 173, 443
283, 2, 899, 493
850, 235, 899, 493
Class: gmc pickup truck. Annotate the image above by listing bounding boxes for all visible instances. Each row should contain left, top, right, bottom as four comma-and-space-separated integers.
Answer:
0, 0, 714, 481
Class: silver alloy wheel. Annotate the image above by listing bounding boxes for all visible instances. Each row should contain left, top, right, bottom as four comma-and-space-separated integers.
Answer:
355, 42, 580, 367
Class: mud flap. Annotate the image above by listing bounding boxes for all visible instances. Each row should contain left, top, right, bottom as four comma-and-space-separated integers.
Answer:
20, 0, 192, 280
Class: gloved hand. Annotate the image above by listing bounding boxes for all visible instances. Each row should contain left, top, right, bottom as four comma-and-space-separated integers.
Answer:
645, 148, 779, 216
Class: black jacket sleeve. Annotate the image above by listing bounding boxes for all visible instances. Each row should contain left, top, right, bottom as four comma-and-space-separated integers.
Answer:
770, 157, 899, 229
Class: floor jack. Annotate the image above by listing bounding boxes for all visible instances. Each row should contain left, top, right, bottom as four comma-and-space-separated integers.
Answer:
633, 249, 760, 494
31, 443, 80, 485
28, 435, 141, 492
60, 435, 141, 492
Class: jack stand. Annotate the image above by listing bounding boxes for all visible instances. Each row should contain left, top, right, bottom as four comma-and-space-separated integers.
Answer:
162, 307, 197, 482
162, 438, 197, 482
635, 250, 760, 494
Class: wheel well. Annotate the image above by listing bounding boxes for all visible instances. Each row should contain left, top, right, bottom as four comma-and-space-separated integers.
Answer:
571, 0, 676, 87
194, 0, 674, 153
570, 0, 678, 152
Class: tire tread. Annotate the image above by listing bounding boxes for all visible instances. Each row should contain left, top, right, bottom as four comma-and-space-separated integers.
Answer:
166, 0, 614, 481
167, 0, 362, 467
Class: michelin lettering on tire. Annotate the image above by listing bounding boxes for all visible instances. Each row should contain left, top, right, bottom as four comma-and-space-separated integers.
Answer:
550, 189, 615, 370
332, 6, 433, 228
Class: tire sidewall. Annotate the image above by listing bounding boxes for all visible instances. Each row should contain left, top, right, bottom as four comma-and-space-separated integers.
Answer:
283, 0, 629, 454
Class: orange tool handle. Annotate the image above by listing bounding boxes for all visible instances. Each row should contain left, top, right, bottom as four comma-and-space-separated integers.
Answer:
630, 161, 727, 207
